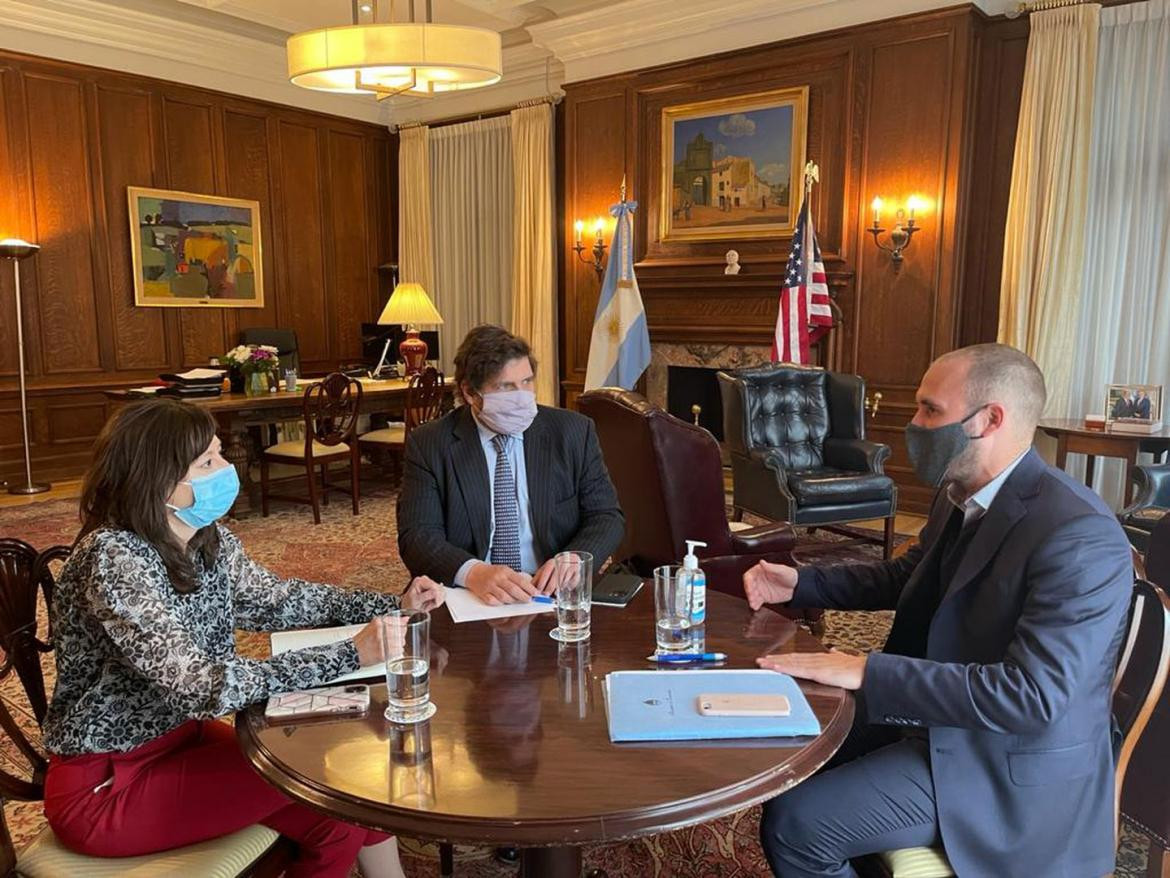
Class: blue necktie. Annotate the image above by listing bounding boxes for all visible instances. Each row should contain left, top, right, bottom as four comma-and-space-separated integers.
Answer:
490, 434, 522, 570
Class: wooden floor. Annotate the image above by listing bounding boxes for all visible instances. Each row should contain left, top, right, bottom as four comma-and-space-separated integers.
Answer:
0, 479, 83, 508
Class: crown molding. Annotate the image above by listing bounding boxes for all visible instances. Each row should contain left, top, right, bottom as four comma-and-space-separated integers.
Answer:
529, 0, 994, 83
0, 0, 390, 124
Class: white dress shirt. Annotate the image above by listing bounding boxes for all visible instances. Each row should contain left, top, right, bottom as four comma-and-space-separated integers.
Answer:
946, 449, 1029, 527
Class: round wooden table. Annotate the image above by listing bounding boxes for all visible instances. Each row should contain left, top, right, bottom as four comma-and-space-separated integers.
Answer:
236, 589, 854, 877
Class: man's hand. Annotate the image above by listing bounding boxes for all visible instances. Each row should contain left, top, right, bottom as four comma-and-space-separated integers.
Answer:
743, 560, 799, 610
533, 558, 558, 595
401, 575, 444, 611
756, 648, 867, 690
465, 563, 537, 605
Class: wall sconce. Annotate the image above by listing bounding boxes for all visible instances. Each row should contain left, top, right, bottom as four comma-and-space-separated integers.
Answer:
572, 217, 607, 282
867, 195, 924, 267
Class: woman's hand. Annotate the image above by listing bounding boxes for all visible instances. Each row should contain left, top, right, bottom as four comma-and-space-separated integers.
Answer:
351, 617, 388, 667
401, 576, 445, 611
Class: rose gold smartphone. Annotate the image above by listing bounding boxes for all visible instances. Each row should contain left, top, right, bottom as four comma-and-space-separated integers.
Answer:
265, 684, 370, 723
697, 693, 791, 717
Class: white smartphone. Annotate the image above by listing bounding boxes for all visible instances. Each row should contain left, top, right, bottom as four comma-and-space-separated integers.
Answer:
265, 684, 371, 723
697, 693, 791, 717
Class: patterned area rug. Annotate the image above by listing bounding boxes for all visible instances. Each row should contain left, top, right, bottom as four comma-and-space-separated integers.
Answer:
0, 490, 1150, 877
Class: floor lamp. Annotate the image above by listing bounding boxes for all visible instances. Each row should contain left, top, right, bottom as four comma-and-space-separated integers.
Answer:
1, 238, 50, 495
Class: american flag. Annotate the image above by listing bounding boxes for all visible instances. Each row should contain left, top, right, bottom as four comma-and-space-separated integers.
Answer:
772, 199, 833, 364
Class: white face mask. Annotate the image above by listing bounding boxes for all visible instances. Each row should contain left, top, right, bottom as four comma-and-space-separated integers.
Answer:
476, 389, 537, 435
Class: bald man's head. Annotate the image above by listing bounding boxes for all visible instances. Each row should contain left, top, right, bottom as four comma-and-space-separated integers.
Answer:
935, 343, 1046, 441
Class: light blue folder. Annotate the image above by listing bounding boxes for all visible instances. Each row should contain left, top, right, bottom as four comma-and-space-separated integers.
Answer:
605, 669, 822, 742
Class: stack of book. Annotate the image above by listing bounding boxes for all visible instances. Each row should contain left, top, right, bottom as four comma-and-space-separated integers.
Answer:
156, 368, 225, 399
1112, 418, 1164, 435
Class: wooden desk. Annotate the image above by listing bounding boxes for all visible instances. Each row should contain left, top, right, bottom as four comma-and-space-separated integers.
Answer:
108, 378, 453, 513
1038, 418, 1170, 505
236, 590, 854, 878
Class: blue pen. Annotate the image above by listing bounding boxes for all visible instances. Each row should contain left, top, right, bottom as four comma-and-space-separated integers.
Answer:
645, 652, 727, 663
531, 595, 554, 604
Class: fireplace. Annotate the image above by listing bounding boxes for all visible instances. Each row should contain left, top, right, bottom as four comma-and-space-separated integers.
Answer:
667, 366, 724, 440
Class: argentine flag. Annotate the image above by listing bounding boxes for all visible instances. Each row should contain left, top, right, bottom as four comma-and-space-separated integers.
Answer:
584, 198, 651, 390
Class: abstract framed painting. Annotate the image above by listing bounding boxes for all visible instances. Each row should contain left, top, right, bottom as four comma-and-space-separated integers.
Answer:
659, 86, 808, 242
128, 186, 264, 308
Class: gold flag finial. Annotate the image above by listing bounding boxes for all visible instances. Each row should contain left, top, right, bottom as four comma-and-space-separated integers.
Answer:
620, 174, 627, 202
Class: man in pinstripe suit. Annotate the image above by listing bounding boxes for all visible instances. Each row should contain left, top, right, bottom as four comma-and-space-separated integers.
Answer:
397, 325, 625, 605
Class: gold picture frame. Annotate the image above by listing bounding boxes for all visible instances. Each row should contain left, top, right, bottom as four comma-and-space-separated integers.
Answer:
128, 186, 264, 308
660, 86, 808, 243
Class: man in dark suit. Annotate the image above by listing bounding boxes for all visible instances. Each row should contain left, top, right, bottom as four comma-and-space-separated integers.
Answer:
398, 325, 624, 605
746, 343, 1131, 878
1135, 390, 1152, 420
1113, 390, 1135, 419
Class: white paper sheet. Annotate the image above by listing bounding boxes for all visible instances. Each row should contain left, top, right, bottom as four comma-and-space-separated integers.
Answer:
270, 623, 379, 685
174, 368, 226, 380
443, 585, 555, 624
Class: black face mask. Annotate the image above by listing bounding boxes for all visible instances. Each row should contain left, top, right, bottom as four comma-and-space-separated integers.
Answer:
904, 405, 988, 487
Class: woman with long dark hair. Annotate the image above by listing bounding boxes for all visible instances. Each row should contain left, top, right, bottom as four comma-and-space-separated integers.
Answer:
41, 399, 443, 878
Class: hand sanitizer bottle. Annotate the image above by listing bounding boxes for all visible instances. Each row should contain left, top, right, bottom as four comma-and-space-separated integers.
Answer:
682, 540, 707, 627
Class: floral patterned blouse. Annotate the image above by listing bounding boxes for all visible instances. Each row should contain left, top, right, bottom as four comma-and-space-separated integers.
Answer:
43, 525, 398, 756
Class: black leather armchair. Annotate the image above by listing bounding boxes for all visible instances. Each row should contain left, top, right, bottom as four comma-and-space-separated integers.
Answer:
718, 364, 897, 558
1120, 463, 1170, 555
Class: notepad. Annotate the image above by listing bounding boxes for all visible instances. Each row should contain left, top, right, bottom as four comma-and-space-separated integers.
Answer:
443, 585, 555, 624
270, 623, 379, 685
604, 669, 821, 742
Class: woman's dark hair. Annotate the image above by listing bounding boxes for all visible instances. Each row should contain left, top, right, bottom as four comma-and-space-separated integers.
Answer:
79, 399, 221, 593
453, 325, 537, 403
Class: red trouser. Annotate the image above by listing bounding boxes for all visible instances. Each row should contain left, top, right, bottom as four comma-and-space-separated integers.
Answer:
44, 719, 388, 878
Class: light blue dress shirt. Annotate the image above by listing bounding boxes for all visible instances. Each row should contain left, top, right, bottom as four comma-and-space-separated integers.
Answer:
946, 449, 1029, 527
453, 417, 538, 586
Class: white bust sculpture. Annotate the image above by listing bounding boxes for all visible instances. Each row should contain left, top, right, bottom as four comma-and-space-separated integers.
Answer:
724, 249, 741, 275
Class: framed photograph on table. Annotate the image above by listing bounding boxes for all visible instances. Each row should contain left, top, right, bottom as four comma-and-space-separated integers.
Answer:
1105, 383, 1163, 431
659, 86, 808, 243
128, 186, 264, 308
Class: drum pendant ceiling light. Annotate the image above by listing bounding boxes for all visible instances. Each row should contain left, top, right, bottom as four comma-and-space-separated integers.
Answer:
287, 0, 502, 100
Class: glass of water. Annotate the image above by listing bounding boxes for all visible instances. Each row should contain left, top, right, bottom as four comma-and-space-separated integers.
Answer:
382, 609, 436, 723
653, 565, 693, 653
549, 551, 593, 643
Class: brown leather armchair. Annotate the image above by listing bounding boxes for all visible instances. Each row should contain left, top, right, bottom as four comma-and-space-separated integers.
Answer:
578, 388, 820, 624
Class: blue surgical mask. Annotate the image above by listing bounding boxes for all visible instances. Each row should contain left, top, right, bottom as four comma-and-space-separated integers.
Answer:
167, 465, 240, 529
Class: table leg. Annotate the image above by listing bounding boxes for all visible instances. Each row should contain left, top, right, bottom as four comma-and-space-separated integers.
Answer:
1124, 445, 1139, 507
1055, 435, 1069, 473
1084, 454, 1096, 489
520, 846, 583, 878
220, 417, 256, 516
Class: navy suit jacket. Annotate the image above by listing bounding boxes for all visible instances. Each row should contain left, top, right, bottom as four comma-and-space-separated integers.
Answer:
397, 405, 625, 585
792, 450, 1131, 877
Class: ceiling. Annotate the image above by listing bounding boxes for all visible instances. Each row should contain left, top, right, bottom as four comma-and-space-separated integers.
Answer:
0, 0, 1013, 127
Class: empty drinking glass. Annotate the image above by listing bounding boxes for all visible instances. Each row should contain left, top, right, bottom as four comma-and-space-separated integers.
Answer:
382, 609, 436, 723
654, 565, 693, 653
549, 551, 593, 643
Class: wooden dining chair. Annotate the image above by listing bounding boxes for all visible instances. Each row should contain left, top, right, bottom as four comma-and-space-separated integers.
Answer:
358, 367, 445, 482
261, 372, 362, 524
858, 576, 1170, 878
0, 538, 294, 877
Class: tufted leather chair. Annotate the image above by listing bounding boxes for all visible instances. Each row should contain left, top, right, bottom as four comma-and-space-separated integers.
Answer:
578, 388, 822, 625
1119, 463, 1170, 556
718, 364, 897, 557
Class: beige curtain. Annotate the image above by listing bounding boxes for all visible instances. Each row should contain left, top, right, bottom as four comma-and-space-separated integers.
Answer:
429, 117, 514, 373
398, 125, 434, 296
510, 103, 558, 405
998, 4, 1099, 417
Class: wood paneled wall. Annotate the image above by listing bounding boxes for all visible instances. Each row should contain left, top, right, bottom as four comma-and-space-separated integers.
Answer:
559, 7, 1029, 512
0, 50, 394, 482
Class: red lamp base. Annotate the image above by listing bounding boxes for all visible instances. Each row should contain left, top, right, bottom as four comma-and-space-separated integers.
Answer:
399, 329, 428, 377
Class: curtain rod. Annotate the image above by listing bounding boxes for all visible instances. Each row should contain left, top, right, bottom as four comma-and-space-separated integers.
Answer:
391, 93, 562, 132
1007, 0, 1088, 17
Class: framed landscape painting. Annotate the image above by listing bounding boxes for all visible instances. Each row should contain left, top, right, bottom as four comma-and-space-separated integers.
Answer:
128, 186, 264, 308
660, 86, 808, 242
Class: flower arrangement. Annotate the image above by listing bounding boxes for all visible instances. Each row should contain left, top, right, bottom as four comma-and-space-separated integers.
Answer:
219, 344, 281, 376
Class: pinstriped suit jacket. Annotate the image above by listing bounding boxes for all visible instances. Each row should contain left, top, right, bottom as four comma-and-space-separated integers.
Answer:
396, 405, 625, 585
